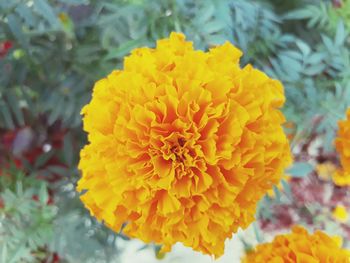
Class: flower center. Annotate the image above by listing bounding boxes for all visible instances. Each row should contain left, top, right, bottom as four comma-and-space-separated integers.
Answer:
158, 134, 197, 167
170, 137, 187, 162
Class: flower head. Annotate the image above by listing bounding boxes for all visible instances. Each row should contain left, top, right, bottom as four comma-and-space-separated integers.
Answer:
333, 205, 349, 223
334, 108, 350, 186
316, 161, 337, 181
243, 226, 350, 262
0, 40, 13, 58
77, 32, 291, 257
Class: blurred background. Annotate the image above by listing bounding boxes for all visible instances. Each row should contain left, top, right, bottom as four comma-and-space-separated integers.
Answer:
1, 0, 350, 262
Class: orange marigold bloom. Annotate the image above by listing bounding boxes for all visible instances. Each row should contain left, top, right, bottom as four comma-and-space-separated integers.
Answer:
77, 32, 292, 257
243, 226, 350, 262
334, 108, 350, 186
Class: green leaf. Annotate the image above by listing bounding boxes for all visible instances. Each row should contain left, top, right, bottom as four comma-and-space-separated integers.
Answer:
57, 0, 88, 4
8, 245, 30, 263
33, 0, 60, 28
307, 52, 326, 64
281, 179, 293, 200
39, 183, 48, 205
253, 222, 263, 243
286, 162, 313, 178
197, 4, 214, 24
63, 133, 74, 166
303, 63, 326, 76
279, 54, 302, 73
47, 165, 69, 177
6, 90, 25, 126
48, 97, 64, 125
34, 151, 55, 169
273, 185, 282, 202
203, 21, 225, 34
15, 4, 37, 28
16, 181, 23, 196
321, 34, 334, 52
1, 242, 7, 263
296, 40, 311, 56
283, 9, 312, 20
0, 103, 15, 130
104, 39, 143, 60
7, 14, 29, 49
335, 21, 346, 46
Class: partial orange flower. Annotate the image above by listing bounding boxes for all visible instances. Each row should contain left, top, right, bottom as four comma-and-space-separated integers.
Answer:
334, 108, 350, 186
333, 170, 350, 186
243, 226, 350, 262
77, 32, 292, 257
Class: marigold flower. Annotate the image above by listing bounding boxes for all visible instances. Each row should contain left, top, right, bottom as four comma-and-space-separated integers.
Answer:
333, 170, 350, 186
333, 205, 349, 223
77, 32, 292, 257
316, 161, 337, 181
243, 226, 350, 262
334, 108, 350, 186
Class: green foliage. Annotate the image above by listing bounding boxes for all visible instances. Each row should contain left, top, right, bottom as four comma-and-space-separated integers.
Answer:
0, 168, 123, 263
249, 1, 350, 151
0, 171, 56, 263
284, 0, 350, 33
287, 162, 314, 178
50, 185, 123, 263
230, 0, 286, 64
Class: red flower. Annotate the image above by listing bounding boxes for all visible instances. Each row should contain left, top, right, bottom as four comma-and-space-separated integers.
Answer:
333, 0, 342, 8
0, 41, 13, 58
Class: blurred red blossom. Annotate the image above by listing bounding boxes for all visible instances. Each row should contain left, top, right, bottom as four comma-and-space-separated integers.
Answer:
0, 41, 13, 58
333, 0, 343, 8
1, 126, 67, 182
